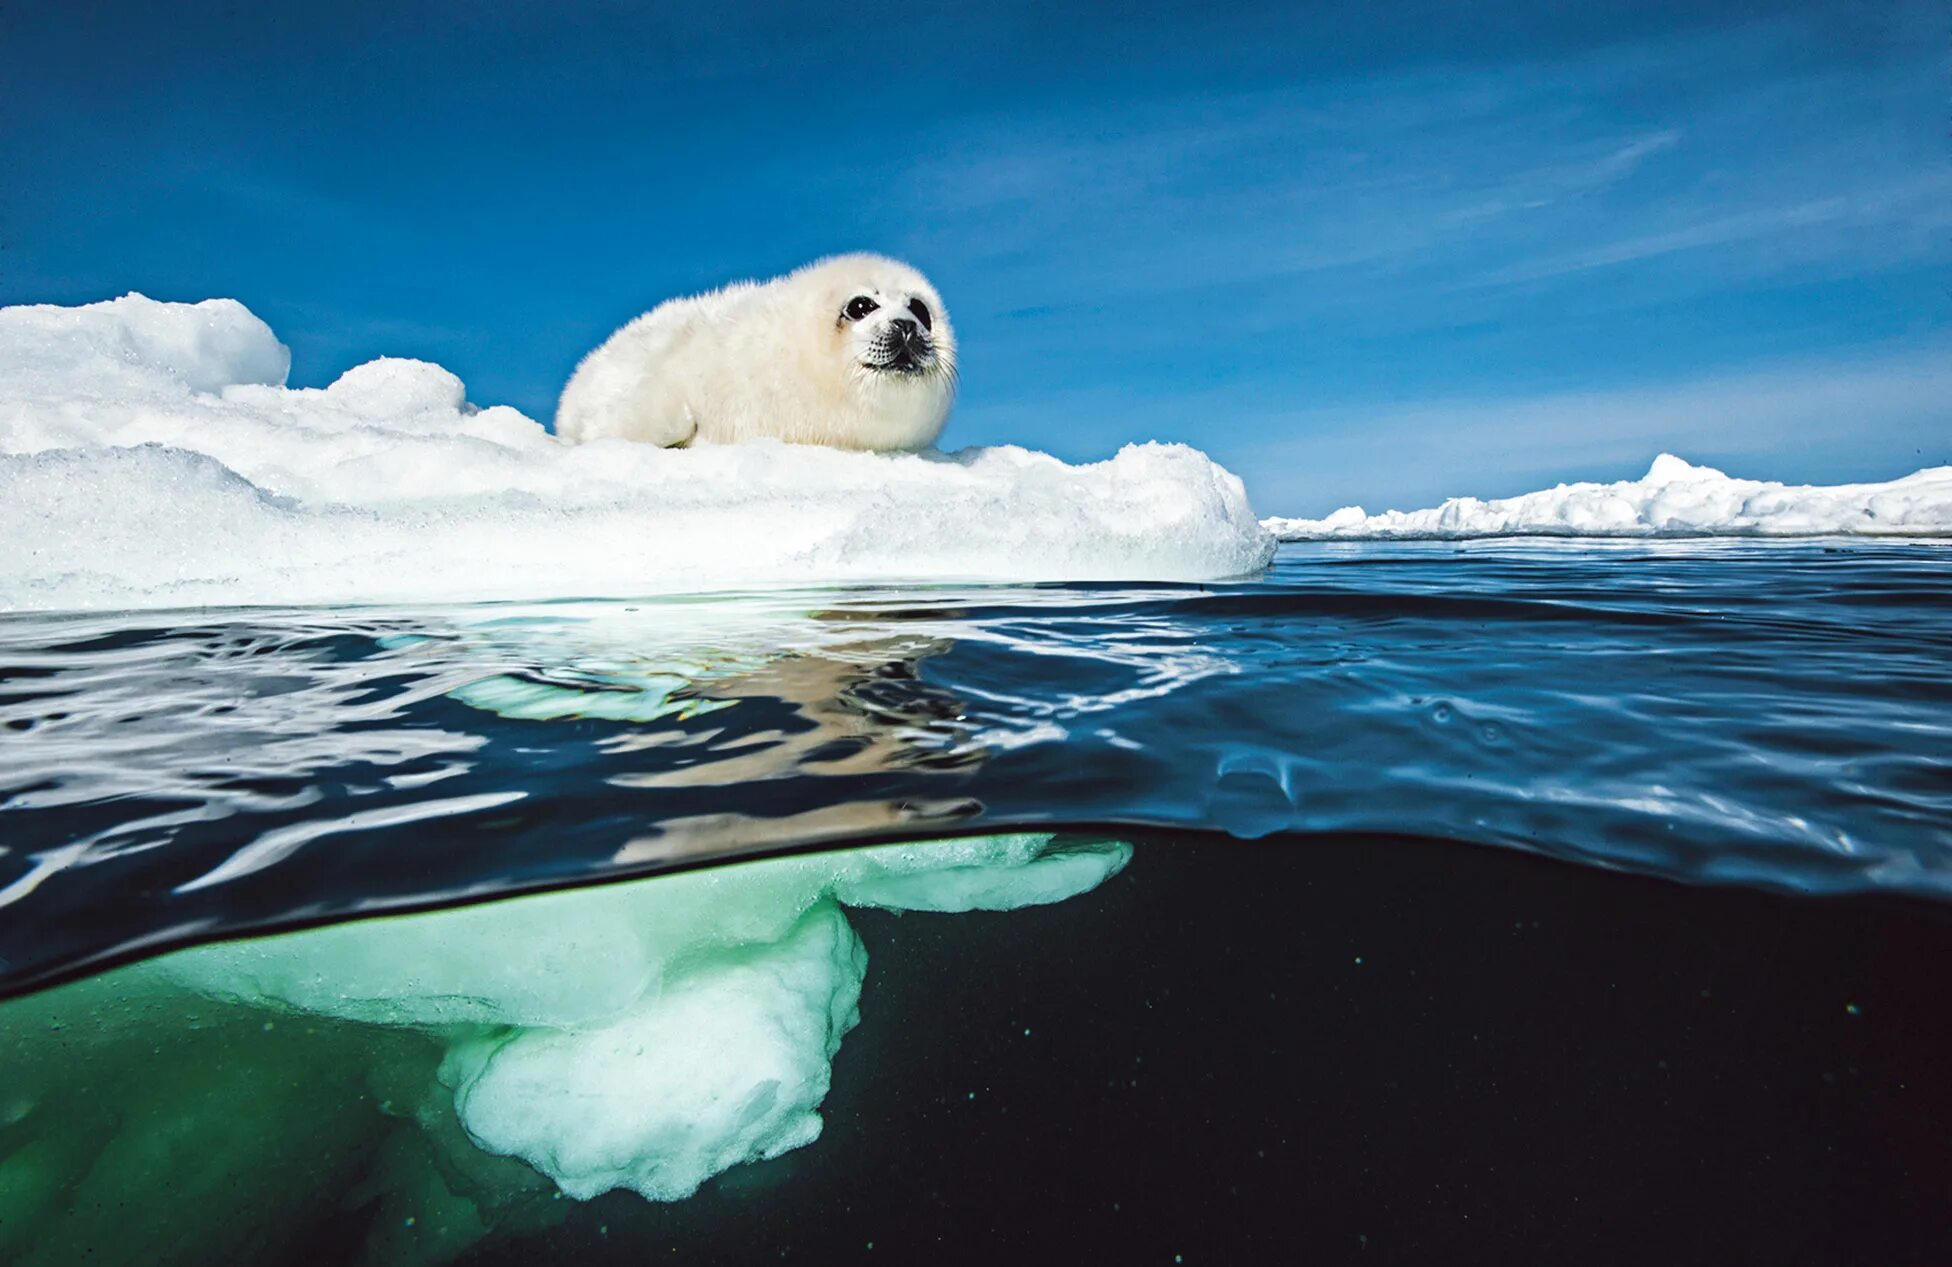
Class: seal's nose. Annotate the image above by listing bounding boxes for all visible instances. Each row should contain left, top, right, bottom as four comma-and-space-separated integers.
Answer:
888, 315, 926, 354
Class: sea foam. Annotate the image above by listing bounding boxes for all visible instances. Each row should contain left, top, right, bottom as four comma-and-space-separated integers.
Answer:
0, 294, 1273, 612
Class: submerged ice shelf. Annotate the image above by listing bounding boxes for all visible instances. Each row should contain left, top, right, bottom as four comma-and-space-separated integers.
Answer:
0, 833, 1131, 1266
0, 294, 1273, 613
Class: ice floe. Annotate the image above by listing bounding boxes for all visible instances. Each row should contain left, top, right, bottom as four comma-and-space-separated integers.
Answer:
0, 294, 1273, 612
1264, 453, 1952, 540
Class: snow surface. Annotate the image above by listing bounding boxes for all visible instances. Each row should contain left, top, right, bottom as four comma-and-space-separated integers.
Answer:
0, 294, 1273, 612
1264, 453, 1952, 540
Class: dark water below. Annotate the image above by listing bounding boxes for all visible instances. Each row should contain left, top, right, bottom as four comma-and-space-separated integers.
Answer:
465, 835, 1952, 1267
2, 541, 1947, 992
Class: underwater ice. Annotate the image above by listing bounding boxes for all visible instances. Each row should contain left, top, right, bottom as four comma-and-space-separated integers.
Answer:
0, 294, 1274, 612
1264, 453, 1952, 540
0, 834, 1131, 1265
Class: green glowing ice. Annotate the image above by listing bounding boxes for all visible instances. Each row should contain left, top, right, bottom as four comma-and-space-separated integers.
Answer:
0, 833, 1129, 1266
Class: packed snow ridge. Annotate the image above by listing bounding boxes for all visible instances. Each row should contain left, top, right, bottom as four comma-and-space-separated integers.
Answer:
1265, 453, 1952, 541
0, 295, 1274, 612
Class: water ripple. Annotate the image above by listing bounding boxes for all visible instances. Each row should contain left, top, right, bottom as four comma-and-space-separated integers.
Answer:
0, 539, 1947, 991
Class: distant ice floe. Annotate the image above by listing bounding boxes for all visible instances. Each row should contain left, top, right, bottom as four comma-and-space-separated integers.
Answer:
0, 294, 1273, 612
1265, 453, 1952, 541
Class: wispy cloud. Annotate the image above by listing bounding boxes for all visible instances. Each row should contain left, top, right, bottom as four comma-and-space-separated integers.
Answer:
1479, 169, 1952, 285
1436, 130, 1684, 224
905, 8, 1946, 323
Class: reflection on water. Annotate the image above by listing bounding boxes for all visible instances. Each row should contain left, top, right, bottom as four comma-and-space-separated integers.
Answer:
597, 632, 987, 861
0, 585, 1227, 989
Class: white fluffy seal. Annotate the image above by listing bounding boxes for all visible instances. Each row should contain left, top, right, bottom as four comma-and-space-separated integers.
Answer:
555, 254, 957, 451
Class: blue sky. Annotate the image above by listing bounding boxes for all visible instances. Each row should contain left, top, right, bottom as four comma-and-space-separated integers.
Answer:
4, 0, 1946, 514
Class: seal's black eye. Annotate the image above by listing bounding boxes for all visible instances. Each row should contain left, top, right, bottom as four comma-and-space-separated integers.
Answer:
842, 296, 879, 321
907, 298, 933, 331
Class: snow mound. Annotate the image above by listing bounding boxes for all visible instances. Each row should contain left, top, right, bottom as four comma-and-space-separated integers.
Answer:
0, 294, 1273, 612
0, 293, 289, 395
1264, 454, 1952, 540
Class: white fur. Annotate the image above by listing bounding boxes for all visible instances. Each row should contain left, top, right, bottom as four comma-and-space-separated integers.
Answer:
555, 254, 957, 451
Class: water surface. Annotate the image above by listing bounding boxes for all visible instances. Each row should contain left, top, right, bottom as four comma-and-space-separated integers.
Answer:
3, 540, 1948, 992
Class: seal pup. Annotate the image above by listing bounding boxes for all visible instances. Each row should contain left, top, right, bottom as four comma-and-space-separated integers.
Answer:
555, 254, 957, 451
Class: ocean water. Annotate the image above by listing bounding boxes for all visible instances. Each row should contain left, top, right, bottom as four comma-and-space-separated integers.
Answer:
3, 540, 1950, 1264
